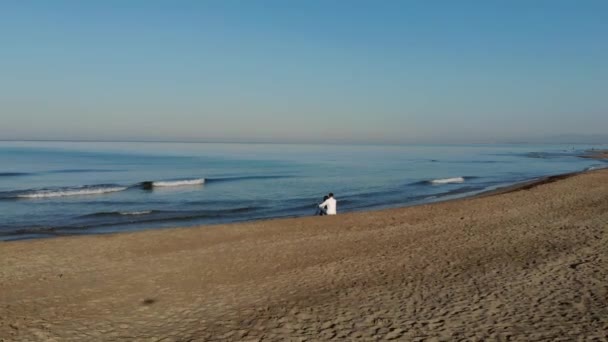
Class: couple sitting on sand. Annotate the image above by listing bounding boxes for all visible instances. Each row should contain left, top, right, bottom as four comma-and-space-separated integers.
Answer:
317, 193, 337, 216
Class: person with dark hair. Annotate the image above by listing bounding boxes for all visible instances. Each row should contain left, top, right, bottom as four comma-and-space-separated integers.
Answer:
317, 195, 329, 215
318, 193, 337, 215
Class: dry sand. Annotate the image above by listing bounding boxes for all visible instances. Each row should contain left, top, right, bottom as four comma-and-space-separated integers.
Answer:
1, 170, 608, 341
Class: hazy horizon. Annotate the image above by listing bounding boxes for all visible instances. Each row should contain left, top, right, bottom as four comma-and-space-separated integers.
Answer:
1, 1, 607, 144
2, 133, 608, 146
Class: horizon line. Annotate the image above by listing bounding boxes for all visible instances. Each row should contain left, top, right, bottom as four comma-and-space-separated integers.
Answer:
0, 138, 605, 146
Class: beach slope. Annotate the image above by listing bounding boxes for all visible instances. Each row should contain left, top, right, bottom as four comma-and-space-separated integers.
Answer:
1, 170, 607, 341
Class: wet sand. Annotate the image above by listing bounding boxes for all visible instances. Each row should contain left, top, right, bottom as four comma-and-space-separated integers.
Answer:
581, 149, 608, 160
1, 170, 608, 341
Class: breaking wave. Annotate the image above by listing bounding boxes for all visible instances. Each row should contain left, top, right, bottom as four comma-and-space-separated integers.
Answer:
430, 177, 465, 184
11, 185, 128, 199
408, 176, 478, 186
429, 177, 464, 184
141, 178, 205, 189
0, 175, 285, 200
81, 210, 155, 218
120, 210, 153, 215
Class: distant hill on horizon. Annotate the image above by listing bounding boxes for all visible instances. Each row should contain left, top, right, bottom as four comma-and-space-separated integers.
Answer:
503, 134, 608, 145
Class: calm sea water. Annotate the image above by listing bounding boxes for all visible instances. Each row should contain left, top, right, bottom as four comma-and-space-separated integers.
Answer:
0, 141, 605, 241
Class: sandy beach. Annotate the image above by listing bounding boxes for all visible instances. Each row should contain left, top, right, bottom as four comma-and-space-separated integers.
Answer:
1, 169, 607, 341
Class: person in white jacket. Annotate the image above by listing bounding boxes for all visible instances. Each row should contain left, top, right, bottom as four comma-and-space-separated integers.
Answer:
318, 193, 337, 215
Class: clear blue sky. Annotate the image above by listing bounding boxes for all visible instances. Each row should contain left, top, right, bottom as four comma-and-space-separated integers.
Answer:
1, 1, 607, 143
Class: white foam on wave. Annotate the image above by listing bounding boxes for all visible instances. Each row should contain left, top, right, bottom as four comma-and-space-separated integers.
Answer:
119, 210, 152, 216
430, 177, 465, 184
17, 186, 128, 198
152, 178, 205, 187
585, 165, 607, 171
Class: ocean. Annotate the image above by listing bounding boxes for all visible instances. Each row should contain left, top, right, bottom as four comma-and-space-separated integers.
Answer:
0, 141, 605, 241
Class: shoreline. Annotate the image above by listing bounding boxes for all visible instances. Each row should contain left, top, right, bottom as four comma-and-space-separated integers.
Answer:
580, 149, 608, 160
471, 170, 584, 198
2, 166, 603, 243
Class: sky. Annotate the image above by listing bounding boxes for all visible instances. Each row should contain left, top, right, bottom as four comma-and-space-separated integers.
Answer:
1, 1, 607, 144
